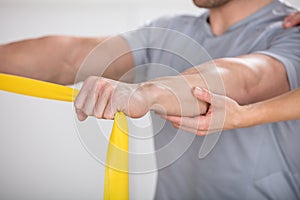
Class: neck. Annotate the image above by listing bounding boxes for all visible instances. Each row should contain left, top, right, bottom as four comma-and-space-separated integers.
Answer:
209, 0, 273, 36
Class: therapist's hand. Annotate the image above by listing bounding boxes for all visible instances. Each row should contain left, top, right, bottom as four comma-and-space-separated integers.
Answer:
161, 87, 244, 135
283, 11, 300, 30
74, 76, 151, 121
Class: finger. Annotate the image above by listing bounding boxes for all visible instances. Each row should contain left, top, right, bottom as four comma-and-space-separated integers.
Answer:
289, 12, 300, 25
94, 83, 114, 119
283, 11, 300, 28
74, 77, 98, 121
174, 120, 221, 136
193, 87, 212, 104
160, 115, 181, 124
283, 14, 293, 28
197, 129, 217, 136
177, 115, 212, 131
174, 123, 210, 136
195, 87, 227, 108
176, 114, 224, 132
102, 89, 115, 119
164, 114, 212, 132
172, 122, 197, 134
76, 109, 88, 121
74, 77, 95, 111
82, 78, 102, 116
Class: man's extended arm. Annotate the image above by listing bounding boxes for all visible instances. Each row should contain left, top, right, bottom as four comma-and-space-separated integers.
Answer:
74, 53, 289, 121
0, 36, 292, 122
0, 35, 134, 85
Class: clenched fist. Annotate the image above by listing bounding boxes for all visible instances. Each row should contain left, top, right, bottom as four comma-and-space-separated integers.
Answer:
74, 76, 152, 120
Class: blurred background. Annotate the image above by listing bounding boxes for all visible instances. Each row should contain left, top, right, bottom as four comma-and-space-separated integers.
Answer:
0, 0, 203, 43
0, 0, 299, 199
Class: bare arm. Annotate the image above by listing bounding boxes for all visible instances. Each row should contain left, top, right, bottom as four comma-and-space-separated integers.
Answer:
74, 53, 289, 121
242, 87, 300, 126
0, 35, 134, 85
164, 87, 300, 135
182, 54, 289, 105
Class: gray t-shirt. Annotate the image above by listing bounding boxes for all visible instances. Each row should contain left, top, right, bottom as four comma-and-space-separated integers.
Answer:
122, 1, 300, 199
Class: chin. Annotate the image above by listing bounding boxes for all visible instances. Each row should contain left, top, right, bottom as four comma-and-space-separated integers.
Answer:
193, 0, 231, 9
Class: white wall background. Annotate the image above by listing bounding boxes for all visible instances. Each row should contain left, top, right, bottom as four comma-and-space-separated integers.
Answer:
0, 0, 299, 199
0, 0, 202, 43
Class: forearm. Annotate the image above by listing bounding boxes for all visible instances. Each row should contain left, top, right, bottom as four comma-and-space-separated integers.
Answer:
138, 74, 209, 116
241, 88, 300, 127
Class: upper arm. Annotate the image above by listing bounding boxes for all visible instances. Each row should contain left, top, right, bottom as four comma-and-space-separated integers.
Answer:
75, 36, 135, 83
182, 53, 290, 105
230, 27, 300, 104
0, 35, 134, 85
213, 54, 290, 105
184, 26, 300, 105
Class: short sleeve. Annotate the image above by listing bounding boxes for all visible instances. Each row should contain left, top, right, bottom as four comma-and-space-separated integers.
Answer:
120, 26, 150, 68
254, 27, 300, 90
119, 15, 181, 82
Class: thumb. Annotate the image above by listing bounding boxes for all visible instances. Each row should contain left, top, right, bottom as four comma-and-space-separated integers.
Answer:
193, 87, 212, 103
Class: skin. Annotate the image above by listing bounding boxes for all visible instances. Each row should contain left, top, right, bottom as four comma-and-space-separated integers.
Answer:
0, 1, 298, 122
163, 11, 300, 135
163, 87, 300, 135
0, 36, 134, 84
193, 0, 231, 9
283, 10, 300, 30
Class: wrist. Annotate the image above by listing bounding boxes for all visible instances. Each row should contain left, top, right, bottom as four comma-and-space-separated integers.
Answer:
137, 82, 161, 104
137, 81, 171, 114
239, 104, 261, 128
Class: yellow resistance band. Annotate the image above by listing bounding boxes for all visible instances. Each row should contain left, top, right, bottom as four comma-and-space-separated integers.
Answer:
0, 73, 128, 200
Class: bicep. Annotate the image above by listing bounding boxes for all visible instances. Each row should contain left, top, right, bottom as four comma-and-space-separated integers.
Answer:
183, 53, 290, 105
232, 53, 290, 104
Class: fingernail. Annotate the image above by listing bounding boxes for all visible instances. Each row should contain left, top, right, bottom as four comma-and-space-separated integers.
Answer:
285, 21, 291, 27
194, 87, 203, 96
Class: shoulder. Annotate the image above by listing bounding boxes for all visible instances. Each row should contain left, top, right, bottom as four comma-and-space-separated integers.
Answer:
260, 1, 297, 25
248, 1, 298, 38
272, 0, 297, 16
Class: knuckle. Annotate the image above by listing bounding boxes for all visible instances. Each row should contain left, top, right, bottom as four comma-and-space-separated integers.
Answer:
204, 121, 210, 130
103, 111, 114, 120
74, 100, 82, 109
85, 76, 97, 84
83, 109, 92, 116
198, 121, 209, 131
99, 80, 114, 95
74, 102, 79, 109
104, 83, 114, 93
93, 107, 103, 119
82, 105, 93, 116
95, 77, 104, 86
